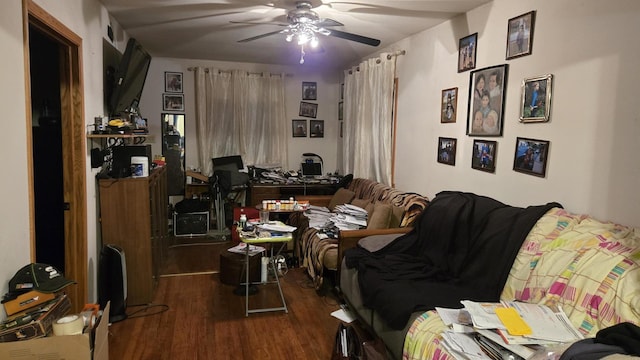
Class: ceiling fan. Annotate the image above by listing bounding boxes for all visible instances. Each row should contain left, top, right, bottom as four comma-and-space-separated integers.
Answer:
231, 1, 380, 62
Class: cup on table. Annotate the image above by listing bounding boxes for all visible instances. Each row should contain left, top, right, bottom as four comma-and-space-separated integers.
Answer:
259, 210, 270, 224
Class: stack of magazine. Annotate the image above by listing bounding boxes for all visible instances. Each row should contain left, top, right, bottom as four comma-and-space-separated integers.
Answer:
436, 300, 583, 360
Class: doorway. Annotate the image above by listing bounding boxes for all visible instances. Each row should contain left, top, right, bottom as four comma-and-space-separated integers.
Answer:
25, 0, 88, 313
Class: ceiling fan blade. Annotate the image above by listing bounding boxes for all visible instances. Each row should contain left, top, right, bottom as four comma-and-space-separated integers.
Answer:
316, 18, 344, 27
327, 29, 381, 46
230, 20, 288, 26
238, 29, 285, 43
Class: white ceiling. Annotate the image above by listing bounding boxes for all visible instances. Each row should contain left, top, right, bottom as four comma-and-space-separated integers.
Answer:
101, 0, 491, 69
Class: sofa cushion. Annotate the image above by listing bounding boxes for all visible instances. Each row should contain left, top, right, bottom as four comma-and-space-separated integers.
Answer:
365, 202, 375, 216
367, 203, 392, 230
389, 205, 405, 228
351, 198, 370, 210
328, 188, 356, 211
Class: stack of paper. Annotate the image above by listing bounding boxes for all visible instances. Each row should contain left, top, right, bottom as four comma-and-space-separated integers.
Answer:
435, 300, 584, 360
227, 243, 265, 256
331, 204, 368, 230
257, 223, 296, 233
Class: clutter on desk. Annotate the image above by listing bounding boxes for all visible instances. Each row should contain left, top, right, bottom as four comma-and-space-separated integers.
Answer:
248, 164, 342, 185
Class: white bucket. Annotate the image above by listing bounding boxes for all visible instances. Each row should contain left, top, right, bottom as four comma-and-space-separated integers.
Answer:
130, 156, 149, 177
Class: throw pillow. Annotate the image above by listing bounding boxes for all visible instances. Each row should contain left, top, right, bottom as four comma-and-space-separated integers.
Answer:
328, 188, 356, 211
367, 203, 392, 230
351, 198, 370, 210
389, 205, 405, 228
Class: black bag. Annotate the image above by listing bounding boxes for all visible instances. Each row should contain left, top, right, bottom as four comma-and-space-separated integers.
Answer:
331, 322, 387, 360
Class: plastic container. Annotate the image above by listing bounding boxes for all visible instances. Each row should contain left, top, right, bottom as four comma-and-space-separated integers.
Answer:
130, 156, 149, 177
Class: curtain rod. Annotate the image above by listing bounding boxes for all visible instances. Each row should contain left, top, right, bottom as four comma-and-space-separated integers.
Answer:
347, 49, 406, 74
187, 67, 292, 77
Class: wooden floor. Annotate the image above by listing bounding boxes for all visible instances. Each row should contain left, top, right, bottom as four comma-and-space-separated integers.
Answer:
108, 238, 342, 359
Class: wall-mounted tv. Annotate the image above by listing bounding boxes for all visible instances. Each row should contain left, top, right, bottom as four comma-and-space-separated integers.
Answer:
108, 38, 152, 117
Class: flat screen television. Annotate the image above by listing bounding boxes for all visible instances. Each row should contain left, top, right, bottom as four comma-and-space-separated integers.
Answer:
108, 38, 152, 117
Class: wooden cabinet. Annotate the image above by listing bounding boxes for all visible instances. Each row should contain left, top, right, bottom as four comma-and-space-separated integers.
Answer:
98, 166, 168, 305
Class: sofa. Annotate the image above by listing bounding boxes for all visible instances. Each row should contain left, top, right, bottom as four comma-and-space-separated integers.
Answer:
289, 178, 429, 290
339, 191, 640, 360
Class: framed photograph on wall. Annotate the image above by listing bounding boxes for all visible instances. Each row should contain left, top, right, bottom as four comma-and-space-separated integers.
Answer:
506, 11, 536, 60
466, 64, 508, 136
339, 121, 343, 138
458, 33, 477, 73
520, 74, 552, 123
338, 101, 343, 120
164, 72, 183, 93
441, 87, 458, 123
162, 93, 184, 111
513, 137, 549, 177
471, 139, 497, 173
437, 137, 457, 166
299, 101, 318, 118
292, 119, 307, 137
302, 82, 317, 100
309, 120, 324, 138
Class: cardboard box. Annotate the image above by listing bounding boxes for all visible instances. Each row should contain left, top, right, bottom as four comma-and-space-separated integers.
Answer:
0, 295, 70, 342
0, 302, 110, 360
3, 290, 56, 316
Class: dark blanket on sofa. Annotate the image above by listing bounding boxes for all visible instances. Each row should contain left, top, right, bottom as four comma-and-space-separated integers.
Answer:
344, 191, 561, 330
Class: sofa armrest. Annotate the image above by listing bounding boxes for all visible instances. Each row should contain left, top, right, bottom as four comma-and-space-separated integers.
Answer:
337, 227, 413, 271
295, 195, 333, 208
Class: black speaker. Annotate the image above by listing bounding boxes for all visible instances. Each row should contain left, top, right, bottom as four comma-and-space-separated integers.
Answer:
110, 144, 151, 178
98, 244, 128, 323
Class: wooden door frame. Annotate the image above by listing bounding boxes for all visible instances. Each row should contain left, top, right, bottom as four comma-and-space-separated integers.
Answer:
23, 0, 88, 313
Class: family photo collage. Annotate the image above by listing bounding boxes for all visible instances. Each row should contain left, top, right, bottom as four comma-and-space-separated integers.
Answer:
438, 10, 553, 178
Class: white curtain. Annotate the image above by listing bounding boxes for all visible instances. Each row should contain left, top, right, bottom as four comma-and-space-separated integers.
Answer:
194, 67, 287, 176
342, 54, 397, 185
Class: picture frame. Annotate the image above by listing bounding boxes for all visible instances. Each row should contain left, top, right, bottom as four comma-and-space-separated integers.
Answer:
164, 72, 183, 93
302, 81, 317, 100
299, 101, 318, 118
506, 11, 536, 60
520, 74, 552, 123
437, 137, 457, 166
292, 119, 307, 137
340, 83, 344, 100
440, 87, 458, 123
339, 121, 343, 138
338, 101, 343, 120
466, 64, 508, 137
162, 93, 184, 111
471, 139, 497, 173
309, 120, 324, 138
458, 33, 477, 73
513, 137, 549, 177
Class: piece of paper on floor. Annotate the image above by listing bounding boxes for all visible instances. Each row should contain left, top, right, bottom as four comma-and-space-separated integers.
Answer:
331, 309, 356, 323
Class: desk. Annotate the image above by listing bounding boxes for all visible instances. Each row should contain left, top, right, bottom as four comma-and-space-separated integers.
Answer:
240, 225, 293, 316
248, 181, 336, 206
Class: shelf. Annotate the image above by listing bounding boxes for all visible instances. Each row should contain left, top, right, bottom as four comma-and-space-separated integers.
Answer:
87, 133, 148, 139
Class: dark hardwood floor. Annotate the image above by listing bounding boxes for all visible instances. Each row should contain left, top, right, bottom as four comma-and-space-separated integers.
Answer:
108, 238, 342, 359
